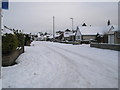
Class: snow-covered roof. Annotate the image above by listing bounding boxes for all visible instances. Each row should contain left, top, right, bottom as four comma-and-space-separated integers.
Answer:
1, 28, 14, 36
78, 25, 117, 35
64, 31, 75, 37
48, 34, 61, 39
23, 32, 31, 35
108, 25, 118, 34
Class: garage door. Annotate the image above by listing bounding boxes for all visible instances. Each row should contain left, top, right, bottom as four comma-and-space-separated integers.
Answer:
108, 35, 114, 44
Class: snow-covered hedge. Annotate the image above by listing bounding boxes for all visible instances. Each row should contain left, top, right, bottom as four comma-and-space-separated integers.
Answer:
2, 34, 19, 54
24, 34, 31, 46
15, 32, 24, 47
2, 32, 26, 54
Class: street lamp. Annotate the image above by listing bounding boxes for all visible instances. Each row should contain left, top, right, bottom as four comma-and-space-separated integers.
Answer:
70, 18, 73, 31
53, 16, 55, 41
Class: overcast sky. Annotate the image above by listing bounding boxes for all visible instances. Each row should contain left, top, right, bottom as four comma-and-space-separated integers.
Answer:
2, 2, 118, 33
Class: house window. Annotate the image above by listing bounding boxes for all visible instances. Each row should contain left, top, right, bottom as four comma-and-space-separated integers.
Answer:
77, 36, 80, 40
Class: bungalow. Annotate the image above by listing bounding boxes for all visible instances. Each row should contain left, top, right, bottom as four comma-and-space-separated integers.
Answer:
75, 25, 109, 42
64, 29, 75, 41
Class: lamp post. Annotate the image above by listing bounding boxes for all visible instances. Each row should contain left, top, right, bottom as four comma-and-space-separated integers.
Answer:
53, 16, 55, 41
70, 18, 74, 42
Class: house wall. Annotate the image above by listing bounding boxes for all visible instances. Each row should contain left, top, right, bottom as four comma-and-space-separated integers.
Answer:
90, 43, 120, 51
2, 47, 24, 66
116, 38, 120, 44
115, 31, 120, 44
64, 36, 75, 41
108, 31, 120, 44
64, 37, 70, 41
82, 35, 96, 41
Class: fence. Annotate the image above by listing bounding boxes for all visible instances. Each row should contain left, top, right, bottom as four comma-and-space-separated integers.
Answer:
90, 43, 120, 51
2, 47, 24, 66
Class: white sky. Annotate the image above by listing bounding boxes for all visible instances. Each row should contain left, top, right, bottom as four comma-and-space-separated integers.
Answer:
2, 2, 118, 33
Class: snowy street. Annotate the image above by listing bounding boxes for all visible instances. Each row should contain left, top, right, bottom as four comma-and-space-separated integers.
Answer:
2, 41, 118, 88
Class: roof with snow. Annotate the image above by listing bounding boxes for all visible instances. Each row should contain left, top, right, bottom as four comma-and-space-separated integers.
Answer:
108, 25, 118, 34
64, 31, 75, 37
1, 28, 14, 36
48, 34, 61, 39
78, 25, 118, 35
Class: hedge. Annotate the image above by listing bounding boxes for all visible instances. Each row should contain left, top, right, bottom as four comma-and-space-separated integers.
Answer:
2, 34, 19, 54
15, 33, 24, 47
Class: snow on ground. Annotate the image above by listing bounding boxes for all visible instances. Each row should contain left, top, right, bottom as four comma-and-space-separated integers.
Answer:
2, 41, 118, 88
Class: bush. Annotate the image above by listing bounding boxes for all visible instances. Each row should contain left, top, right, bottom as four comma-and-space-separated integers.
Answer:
24, 34, 31, 46
15, 33, 24, 47
2, 34, 19, 54
81, 40, 90, 44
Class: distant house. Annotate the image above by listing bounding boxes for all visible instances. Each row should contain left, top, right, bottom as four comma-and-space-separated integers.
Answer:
55, 31, 64, 41
64, 29, 75, 41
34, 32, 51, 41
107, 25, 120, 44
47, 32, 64, 42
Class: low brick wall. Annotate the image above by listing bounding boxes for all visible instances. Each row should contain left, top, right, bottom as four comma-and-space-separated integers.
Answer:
90, 43, 120, 51
2, 47, 24, 66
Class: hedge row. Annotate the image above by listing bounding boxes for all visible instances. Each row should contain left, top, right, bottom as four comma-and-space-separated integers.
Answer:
2, 34, 19, 54
2, 33, 31, 54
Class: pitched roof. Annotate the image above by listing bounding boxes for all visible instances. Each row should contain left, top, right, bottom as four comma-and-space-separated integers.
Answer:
64, 31, 75, 37
1, 28, 14, 36
108, 25, 118, 34
78, 25, 118, 35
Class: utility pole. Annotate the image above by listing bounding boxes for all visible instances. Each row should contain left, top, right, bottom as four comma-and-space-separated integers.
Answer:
70, 18, 74, 42
70, 18, 73, 31
0, 3, 2, 76
53, 16, 55, 41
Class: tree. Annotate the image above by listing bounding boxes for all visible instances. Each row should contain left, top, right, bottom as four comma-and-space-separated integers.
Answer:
24, 34, 31, 46
44, 32, 47, 35
95, 33, 101, 43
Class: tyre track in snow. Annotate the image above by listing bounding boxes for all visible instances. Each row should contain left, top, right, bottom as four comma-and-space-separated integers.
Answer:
47, 43, 117, 74
41, 42, 118, 88
2, 41, 117, 88
42, 43, 93, 87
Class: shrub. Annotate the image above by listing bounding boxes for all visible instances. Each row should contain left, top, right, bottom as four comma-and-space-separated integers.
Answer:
2, 34, 19, 54
15, 33, 24, 47
24, 34, 31, 46
95, 33, 102, 43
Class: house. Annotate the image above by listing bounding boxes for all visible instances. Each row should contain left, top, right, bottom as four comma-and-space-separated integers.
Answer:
48, 32, 64, 42
64, 29, 75, 41
76, 25, 109, 42
34, 32, 53, 41
107, 25, 120, 44
75, 26, 82, 41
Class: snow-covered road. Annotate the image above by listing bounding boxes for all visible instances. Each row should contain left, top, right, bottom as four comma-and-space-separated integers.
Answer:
2, 41, 118, 88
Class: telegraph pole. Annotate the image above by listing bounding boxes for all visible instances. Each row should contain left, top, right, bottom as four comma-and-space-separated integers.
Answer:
70, 18, 74, 42
70, 18, 73, 31
0, 3, 2, 77
53, 16, 55, 41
